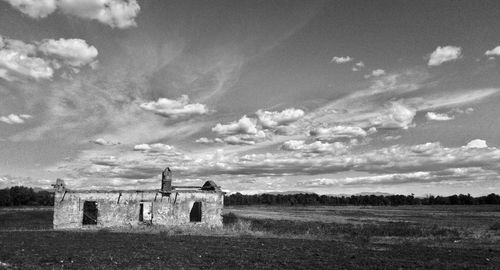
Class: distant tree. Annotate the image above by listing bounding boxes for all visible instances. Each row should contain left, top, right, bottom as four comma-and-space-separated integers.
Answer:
9, 186, 36, 206
36, 190, 54, 206
0, 188, 11, 206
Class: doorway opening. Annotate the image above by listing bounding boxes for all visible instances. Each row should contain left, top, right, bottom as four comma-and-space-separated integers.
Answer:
190, 201, 202, 222
139, 202, 152, 222
82, 201, 98, 225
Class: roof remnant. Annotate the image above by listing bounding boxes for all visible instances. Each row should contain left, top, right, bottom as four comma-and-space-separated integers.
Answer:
201, 181, 220, 191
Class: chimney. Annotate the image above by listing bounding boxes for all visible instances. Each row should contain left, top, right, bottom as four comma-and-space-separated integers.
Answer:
53, 179, 66, 193
161, 167, 172, 192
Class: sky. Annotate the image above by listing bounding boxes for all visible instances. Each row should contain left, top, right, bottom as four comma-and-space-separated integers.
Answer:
0, 0, 500, 196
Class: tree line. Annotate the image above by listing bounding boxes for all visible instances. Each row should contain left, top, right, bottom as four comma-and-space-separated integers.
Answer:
1, 186, 499, 207
224, 193, 500, 206
0, 186, 54, 206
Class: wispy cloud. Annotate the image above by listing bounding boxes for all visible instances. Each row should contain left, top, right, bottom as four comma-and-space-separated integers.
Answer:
91, 138, 120, 146
364, 69, 385, 78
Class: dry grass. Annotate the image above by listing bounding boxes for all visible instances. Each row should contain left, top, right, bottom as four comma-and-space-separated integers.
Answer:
0, 206, 499, 269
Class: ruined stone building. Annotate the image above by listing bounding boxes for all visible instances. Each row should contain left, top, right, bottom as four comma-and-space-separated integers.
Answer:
53, 168, 224, 229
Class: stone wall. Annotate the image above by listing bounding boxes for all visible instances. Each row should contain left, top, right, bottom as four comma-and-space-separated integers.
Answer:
53, 190, 224, 229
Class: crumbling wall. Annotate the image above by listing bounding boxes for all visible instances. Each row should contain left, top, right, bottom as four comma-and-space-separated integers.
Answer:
53, 190, 223, 229
153, 192, 223, 227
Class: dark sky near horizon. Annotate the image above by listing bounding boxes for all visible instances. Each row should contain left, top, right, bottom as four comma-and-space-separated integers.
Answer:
0, 0, 499, 195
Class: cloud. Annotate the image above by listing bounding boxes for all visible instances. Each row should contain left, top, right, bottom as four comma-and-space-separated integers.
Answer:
355, 61, 365, 67
330, 56, 352, 64
383, 135, 402, 141
0, 43, 53, 81
224, 135, 258, 145
369, 101, 416, 129
256, 108, 305, 129
0, 35, 97, 81
58, 0, 140, 29
3, 0, 57, 18
195, 137, 224, 144
133, 143, 173, 153
364, 69, 386, 78
464, 139, 488, 149
485, 46, 500, 56
53, 136, 500, 193
4, 0, 140, 29
223, 130, 268, 145
38, 38, 98, 67
91, 138, 120, 146
281, 140, 348, 154
428, 46, 462, 66
0, 114, 31, 124
426, 112, 454, 121
0, 174, 53, 188
210, 108, 303, 146
309, 126, 368, 142
212, 115, 258, 135
297, 167, 496, 187
195, 138, 210, 144
140, 95, 209, 119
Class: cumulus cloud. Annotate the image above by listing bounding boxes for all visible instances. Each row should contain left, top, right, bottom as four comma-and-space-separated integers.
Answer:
330, 56, 352, 63
133, 143, 173, 152
428, 45, 462, 66
140, 95, 209, 119
3, 0, 57, 18
210, 112, 283, 145
0, 113, 32, 124
39, 38, 98, 67
91, 138, 120, 146
4, 0, 140, 29
281, 140, 348, 154
485, 46, 500, 56
256, 108, 305, 129
0, 35, 97, 81
53, 136, 500, 193
426, 111, 454, 121
370, 101, 416, 129
212, 115, 258, 135
0, 40, 53, 81
464, 139, 488, 149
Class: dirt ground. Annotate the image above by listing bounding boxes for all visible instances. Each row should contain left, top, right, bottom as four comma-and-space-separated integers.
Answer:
0, 231, 498, 269
0, 206, 499, 269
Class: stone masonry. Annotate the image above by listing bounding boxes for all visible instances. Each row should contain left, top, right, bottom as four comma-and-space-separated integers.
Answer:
52, 170, 224, 229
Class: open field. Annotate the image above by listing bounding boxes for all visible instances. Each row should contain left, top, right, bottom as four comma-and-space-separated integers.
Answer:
0, 205, 499, 269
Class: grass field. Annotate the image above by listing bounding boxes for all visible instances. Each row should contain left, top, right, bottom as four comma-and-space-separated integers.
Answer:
0, 205, 499, 269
